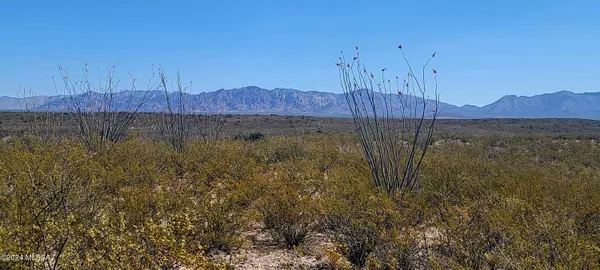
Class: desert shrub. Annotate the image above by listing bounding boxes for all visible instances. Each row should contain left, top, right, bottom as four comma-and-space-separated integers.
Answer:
301, 134, 358, 172
195, 183, 250, 253
0, 139, 105, 268
321, 160, 399, 267
233, 132, 265, 142
368, 229, 422, 270
251, 136, 308, 164
256, 160, 322, 248
484, 133, 508, 148
77, 205, 222, 269
162, 140, 257, 253
311, 137, 431, 268
419, 137, 600, 269
90, 173, 241, 267
175, 140, 260, 188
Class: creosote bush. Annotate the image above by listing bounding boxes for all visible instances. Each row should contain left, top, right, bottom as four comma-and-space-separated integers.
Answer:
256, 160, 322, 248
233, 132, 265, 142
321, 157, 413, 267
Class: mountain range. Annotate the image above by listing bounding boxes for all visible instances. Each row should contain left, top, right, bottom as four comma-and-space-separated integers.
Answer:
1, 86, 600, 119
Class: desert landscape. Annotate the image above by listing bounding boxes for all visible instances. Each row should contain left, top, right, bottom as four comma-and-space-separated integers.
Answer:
2, 1, 600, 269
1, 112, 600, 269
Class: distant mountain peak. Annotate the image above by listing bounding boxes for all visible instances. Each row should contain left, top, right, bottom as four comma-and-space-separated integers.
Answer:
555, 90, 574, 94
238, 85, 263, 90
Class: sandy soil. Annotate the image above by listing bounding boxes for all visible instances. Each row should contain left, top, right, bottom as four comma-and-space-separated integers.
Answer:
210, 223, 334, 269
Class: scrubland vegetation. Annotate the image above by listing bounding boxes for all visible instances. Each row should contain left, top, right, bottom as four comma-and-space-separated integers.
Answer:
1, 131, 599, 269
2, 48, 599, 269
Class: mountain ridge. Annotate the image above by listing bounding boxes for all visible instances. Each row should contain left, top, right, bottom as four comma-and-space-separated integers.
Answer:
1, 87, 599, 119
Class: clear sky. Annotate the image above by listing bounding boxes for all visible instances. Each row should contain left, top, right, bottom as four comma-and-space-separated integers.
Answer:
1, 0, 599, 106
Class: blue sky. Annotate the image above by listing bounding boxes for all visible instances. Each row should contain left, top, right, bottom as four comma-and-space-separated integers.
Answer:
1, 0, 599, 106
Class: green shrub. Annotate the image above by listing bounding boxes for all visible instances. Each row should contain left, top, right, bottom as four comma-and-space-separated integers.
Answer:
321, 161, 399, 267
233, 132, 265, 142
256, 160, 321, 248
252, 136, 308, 164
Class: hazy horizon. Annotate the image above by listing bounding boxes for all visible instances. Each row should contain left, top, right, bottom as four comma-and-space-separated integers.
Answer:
2, 0, 599, 106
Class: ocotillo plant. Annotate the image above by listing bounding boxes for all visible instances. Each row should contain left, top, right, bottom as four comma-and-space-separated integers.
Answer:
199, 113, 225, 144
337, 45, 440, 195
156, 68, 225, 152
157, 68, 190, 153
55, 60, 156, 152
17, 87, 64, 143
